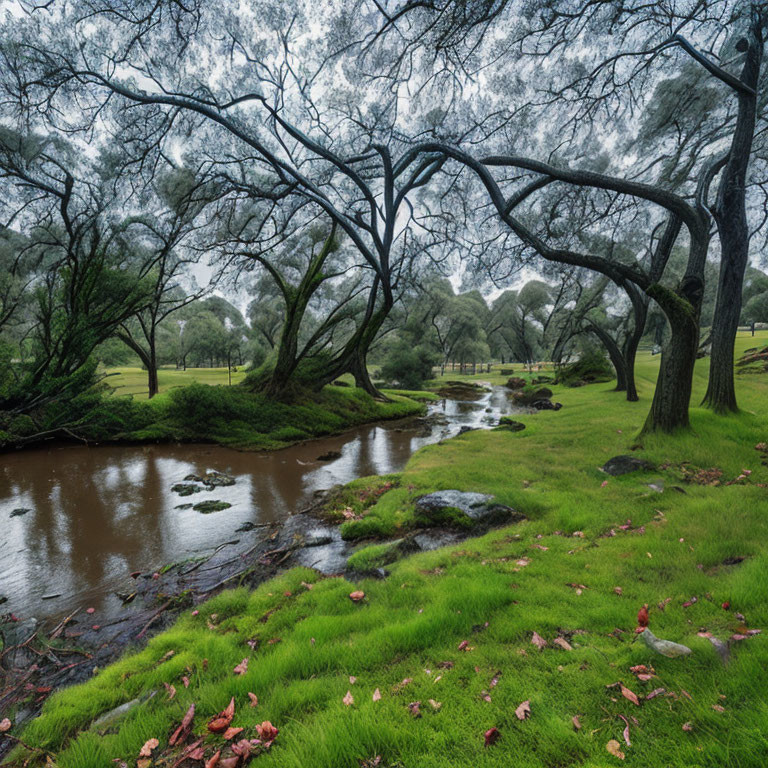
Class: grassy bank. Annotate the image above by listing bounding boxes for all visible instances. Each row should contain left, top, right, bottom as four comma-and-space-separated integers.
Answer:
104, 366, 249, 400
6, 333, 768, 767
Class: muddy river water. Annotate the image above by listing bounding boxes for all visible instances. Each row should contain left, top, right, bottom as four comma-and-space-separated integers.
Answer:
1, 386, 521, 625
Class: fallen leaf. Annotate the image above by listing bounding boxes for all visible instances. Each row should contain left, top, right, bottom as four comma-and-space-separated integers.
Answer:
645, 687, 666, 700
408, 701, 421, 718
86, 607, 95, 615
606, 739, 625, 759
248, 692, 259, 707
343, 690, 354, 706
255, 721, 278, 744
553, 637, 573, 651
515, 700, 531, 720
205, 750, 221, 768
618, 714, 631, 746
223, 726, 244, 740
429, 699, 441, 710
0, 719, 10, 733
169, 703, 195, 746
572, 715, 581, 731
164, 682, 176, 700
484, 727, 500, 747
682, 722, 694, 732
531, 632, 547, 650
614, 587, 623, 595
139, 738, 159, 758
349, 591, 365, 602
349, 676, 357, 684
207, 697, 236, 733
637, 604, 649, 628
712, 704, 725, 713
457, 640, 474, 651
373, 688, 382, 702
481, 690, 492, 703
620, 685, 640, 706
233, 658, 249, 676
181, 675, 190, 688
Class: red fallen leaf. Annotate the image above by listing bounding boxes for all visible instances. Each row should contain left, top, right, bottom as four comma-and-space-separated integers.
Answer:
637, 604, 649, 628
481, 690, 492, 702
572, 715, 581, 731
349, 591, 365, 602
620, 685, 640, 706
139, 738, 159, 757
731, 633, 748, 641
618, 714, 631, 746
255, 721, 278, 744
636, 673, 655, 682
722, 601, 730, 610
218, 758, 240, 768
682, 721, 694, 731
629, 665, 650, 674
457, 640, 471, 651
86, 607, 95, 615
248, 692, 259, 707
91, 625, 101, 631
484, 727, 500, 747
233, 658, 249, 676
283, 591, 292, 597
515, 700, 531, 720
181, 676, 190, 688
152, 572, 160, 580
0, 719, 11, 733
343, 690, 354, 706
489, 672, 501, 688
207, 697, 236, 733
349, 676, 357, 684
747, 629, 762, 635
232, 740, 258, 757
205, 751, 221, 768
223, 726, 244, 740
645, 688, 665, 700
712, 704, 725, 713
531, 632, 547, 650
682, 596, 698, 608
169, 702, 195, 745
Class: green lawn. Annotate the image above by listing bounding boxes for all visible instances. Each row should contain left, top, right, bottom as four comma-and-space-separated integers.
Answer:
104, 366, 248, 400
8, 332, 768, 767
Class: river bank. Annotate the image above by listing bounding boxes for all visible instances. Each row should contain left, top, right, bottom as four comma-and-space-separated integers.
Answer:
4, 337, 768, 768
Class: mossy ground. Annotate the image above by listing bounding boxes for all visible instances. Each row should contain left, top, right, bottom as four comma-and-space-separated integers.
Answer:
6, 333, 768, 767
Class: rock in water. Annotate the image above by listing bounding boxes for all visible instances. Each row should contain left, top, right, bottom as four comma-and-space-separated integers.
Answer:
317, 450, 342, 461
202, 471, 236, 487
602, 455, 654, 476
192, 500, 232, 514
10, 508, 31, 517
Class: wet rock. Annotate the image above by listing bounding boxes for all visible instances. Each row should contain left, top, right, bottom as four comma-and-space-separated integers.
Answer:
317, 450, 342, 461
302, 535, 334, 548
202, 471, 236, 487
416, 491, 525, 528
184, 474, 203, 482
0, 595, 7, 605
602, 455, 655, 476
192, 500, 232, 514
235, 521, 256, 532
10, 508, 31, 517
496, 417, 526, 432
435, 381, 489, 400
175, 503, 193, 510
458, 425, 479, 435
505, 377, 527, 390
533, 399, 562, 411
171, 483, 202, 497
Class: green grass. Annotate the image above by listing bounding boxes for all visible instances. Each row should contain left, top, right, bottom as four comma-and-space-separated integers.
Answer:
104, 366, 249, 400
8, 332, 768, 767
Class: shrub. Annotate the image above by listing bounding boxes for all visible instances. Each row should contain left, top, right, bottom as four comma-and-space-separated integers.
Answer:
380, 342, 440, 389
555, 350, 614, 387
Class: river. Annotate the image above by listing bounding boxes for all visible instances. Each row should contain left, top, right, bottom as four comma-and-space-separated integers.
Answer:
1, 385, 521, 626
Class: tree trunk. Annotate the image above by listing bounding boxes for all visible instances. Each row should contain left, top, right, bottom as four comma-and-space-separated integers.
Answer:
703, 14, 763, 413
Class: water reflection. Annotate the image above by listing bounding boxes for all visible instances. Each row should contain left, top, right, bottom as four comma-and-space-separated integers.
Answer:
0, 386, 522, 622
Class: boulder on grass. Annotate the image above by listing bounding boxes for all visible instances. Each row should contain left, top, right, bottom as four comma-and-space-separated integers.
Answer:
602, 455, 655, 476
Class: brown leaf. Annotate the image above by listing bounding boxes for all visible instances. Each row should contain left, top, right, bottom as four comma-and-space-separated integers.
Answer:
618, 714, 631, 746
349, 590, 365, 602
169, 703, 196, 746
248, 692, 259, 707
223, 726, 244, 740
372, 688, 382, 702
139, 738, 159, 757
515, 700, 531, 720
606, 739, 625, 760
553, 637, 573, 651
205, 750, 221, 768
481, 690, 492, 703
343, 690, 354, 706
484, 727, 500, 747
645, 688, 665, 700
181, 676, 190, 689
233, 658, 249, 676
164, 682, 177, 700
620, 684, 640, 706
712, 704, 725, 713
531, 632, 547, 650
572, 716, 581, 731
207, 697, 236, 733
429, 699, 442, 710
255, 721, 279, 744
349, 675, 357, 684
0, 719, 11, 733
682, 722, 694, 731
